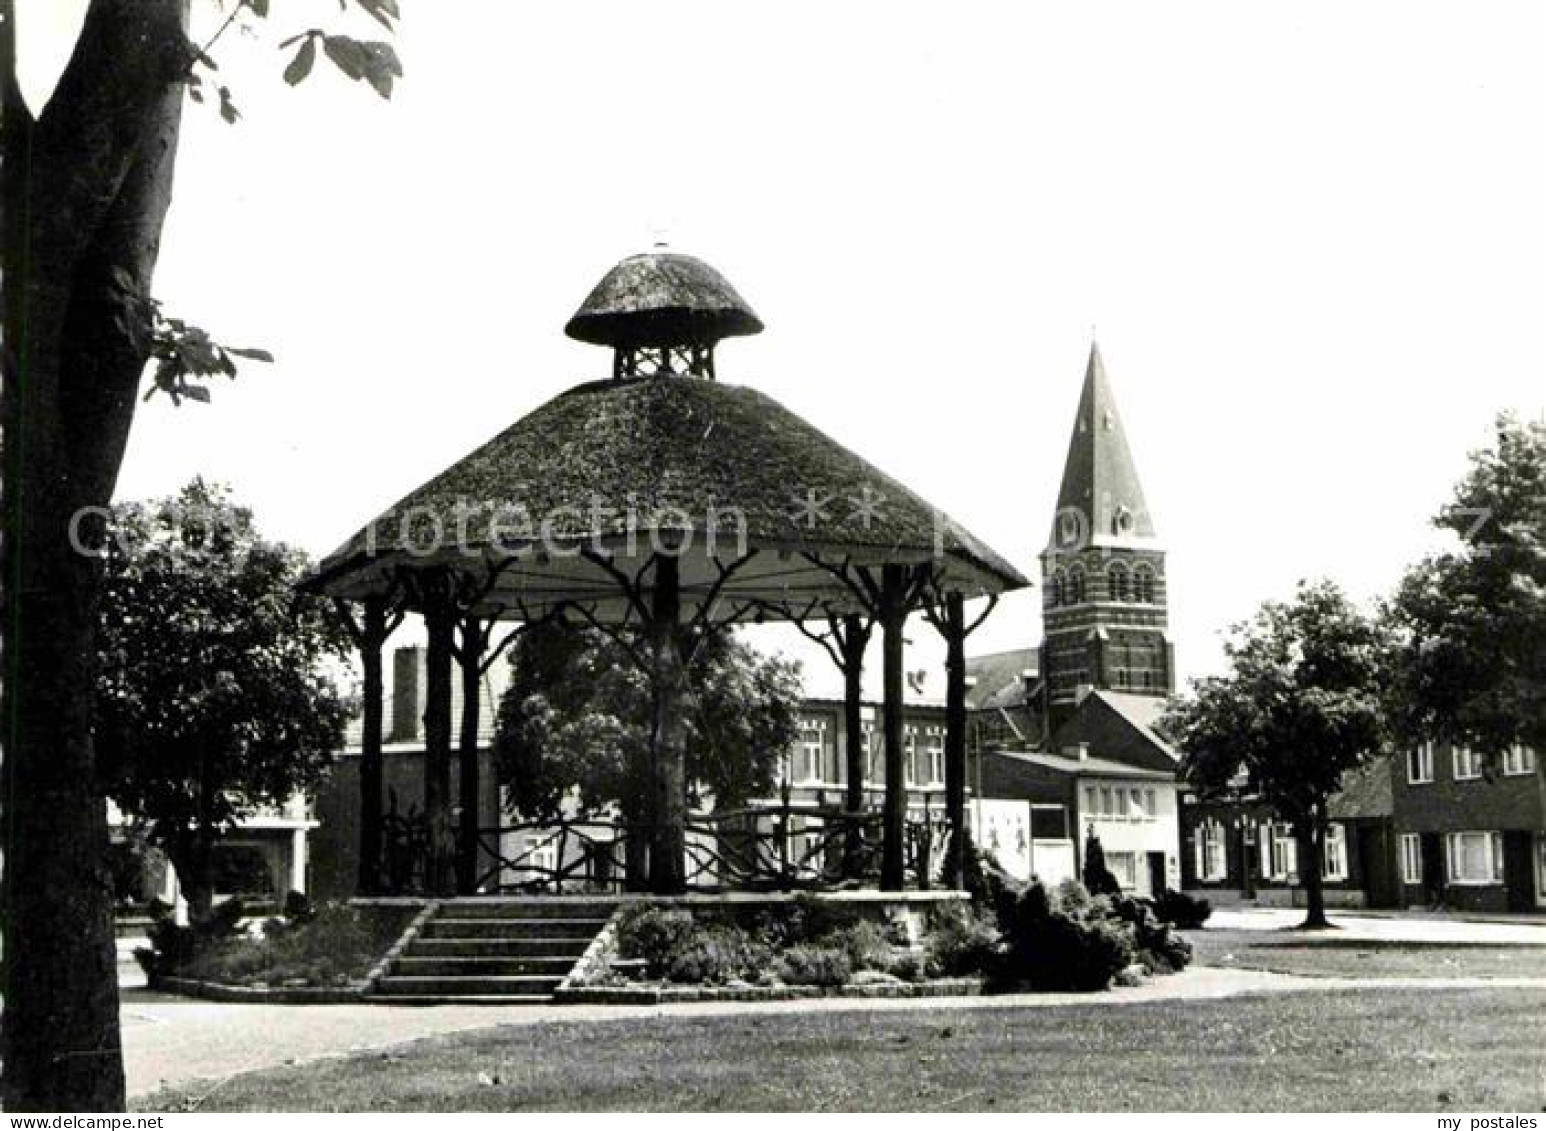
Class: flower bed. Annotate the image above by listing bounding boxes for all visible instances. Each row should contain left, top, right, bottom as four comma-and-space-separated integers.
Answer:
566, 878, 1198, 1000
137, 898, 421, 994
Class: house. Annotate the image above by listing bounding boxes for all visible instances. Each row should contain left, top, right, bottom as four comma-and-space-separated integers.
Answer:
1178, 757, 1400, 909
1391, 739, 1543, 912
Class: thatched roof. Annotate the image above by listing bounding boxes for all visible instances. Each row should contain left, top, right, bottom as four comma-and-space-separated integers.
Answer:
564, 251, 763, 348
309, 374, 1030, 620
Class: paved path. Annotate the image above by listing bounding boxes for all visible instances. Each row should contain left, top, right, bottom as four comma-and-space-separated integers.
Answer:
1207, 907, 1546, 944
123, 964, 1546, 1102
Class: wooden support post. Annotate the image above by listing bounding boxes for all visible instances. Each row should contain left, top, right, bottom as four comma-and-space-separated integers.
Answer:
455, 614, 487, 895
880, 565, 908, 891
422, 580, 456, 896
943, 591, 968, 889
356, 597, 389, 895
840, 614, 872, 879
648, 555, 688, 894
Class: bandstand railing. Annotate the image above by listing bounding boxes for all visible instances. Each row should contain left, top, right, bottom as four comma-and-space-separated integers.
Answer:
376, 804, 952, 896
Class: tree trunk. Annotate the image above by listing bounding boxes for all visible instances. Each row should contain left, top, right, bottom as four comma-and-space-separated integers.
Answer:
840, 615, 870, 879
1, 0, 190, 1110
879, 566, 907, 890
942, 591, 968, 889
455, 615, 485, 894
647, 555, 687, 894
1297, 813, 1330, 929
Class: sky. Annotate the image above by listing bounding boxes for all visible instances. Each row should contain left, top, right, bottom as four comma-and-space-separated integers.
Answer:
19, 0, 1546, 698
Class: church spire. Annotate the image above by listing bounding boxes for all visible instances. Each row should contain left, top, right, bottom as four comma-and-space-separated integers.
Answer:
1048, 342, 1157, 552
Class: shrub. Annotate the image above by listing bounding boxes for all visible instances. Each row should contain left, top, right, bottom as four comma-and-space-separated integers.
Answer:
749, 893, 862, 951
664, 926, 769, 985
137, 900, 414, 987
924, 901, 1001, 978
775, 945, 853, 987
996, 881, 1135, 992
1105, 894, 1192, 975
823, 920, 894, 973
1154, 888, 1212, 930
614, 905, 697, 980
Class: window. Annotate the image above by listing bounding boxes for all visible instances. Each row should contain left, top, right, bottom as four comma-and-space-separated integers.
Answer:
1049, 570, 1066, 609
1068, 566, 1086, 605
1261, 823, 1297, 881
863, 725, 880, 784
1446, 831, 1503, 884
925, 727, 944, 785
1105, 850, 1138, 891
1452, 745, 1483, 781
1107, 562, 1130, 602
1400, 833, 1422, 885
1322, 824, 1347, 882
1143, 788, 1157, 819
1407, 742, 1434, 784
1195, 819, 1227, 882
1133, 565, 1155, 604
1084, 787, 1097, 820
1124, 788, 1149, 821
1098, 786, 1114, 817
903, 729, 917, 785
798, 720, 828, 783
1503, 745, 1537, 777
1031, 805, 1070, 840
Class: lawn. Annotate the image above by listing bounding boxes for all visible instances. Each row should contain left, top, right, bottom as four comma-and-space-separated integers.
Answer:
136, 987, 1546, 1112
1186, 929, 1546, 980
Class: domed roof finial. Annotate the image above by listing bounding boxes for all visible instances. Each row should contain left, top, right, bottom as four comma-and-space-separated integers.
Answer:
565, 250, 763, 380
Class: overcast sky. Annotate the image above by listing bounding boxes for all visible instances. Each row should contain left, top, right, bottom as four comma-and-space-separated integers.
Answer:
21, 1, 1546, 696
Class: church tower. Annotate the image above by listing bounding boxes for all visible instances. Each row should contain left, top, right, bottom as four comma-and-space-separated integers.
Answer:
1039, 343, 1173, 731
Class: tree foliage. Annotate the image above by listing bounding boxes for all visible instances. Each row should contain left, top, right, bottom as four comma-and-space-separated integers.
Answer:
95, 480, 352, 912
494, 623, 803, 822
1384, 414, 1546, 766
1161, 579, 1388, 926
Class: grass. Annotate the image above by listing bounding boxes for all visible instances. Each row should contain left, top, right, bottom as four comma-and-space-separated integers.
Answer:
1186, 929, 1546, 980
135, 987, 1546, 1112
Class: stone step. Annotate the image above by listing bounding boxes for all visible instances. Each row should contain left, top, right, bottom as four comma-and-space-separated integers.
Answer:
392, 955, 577, 977
420, 917, 610, 940
368, 994, 553, 1006
406, 936, 597, 959
375, 974, 564, 997
436, 900, 620, 920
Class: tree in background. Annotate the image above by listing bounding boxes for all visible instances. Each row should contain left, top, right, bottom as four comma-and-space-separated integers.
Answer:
96, 480, 352, 922
1162, 580, 1387, 928
1385, 414, 1545, 768
0, 1, 396, 1107
494, 623, 802, 886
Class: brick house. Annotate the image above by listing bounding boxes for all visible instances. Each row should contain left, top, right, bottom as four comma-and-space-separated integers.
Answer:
1391, 739, 1544, 912
1177, 757, 1400, 909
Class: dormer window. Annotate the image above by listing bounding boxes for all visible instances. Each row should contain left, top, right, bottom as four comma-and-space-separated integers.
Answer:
1112, 506, 1134, 536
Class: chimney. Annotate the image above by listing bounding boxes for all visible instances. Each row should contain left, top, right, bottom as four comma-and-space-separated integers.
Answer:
389, 646, 425, 742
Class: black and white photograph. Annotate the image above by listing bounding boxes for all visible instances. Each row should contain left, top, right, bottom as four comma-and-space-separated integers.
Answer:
1, 0, 1543, 1116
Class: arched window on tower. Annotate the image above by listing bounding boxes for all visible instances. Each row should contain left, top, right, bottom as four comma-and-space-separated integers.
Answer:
1068, 566, 1086, 605
1049, 569, 1066, 608
1134, 564, 1155, 604
1107, 562, 1130, 602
